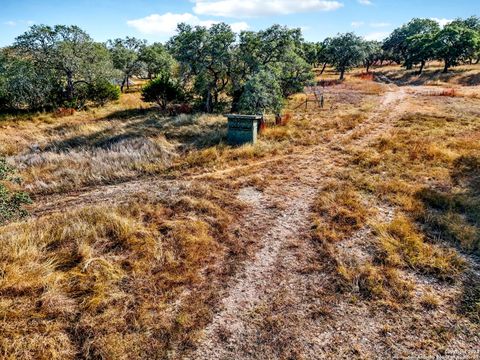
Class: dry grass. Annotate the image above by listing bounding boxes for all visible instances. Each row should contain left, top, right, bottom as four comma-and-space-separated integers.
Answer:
310, 70, 480, 321
312, 181, 371, 243
0, 183, 243, 359
2, 66, 480, 358
374, 215, 465, 280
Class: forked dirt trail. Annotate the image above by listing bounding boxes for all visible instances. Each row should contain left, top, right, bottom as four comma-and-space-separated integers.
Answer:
190, 85, 409, 359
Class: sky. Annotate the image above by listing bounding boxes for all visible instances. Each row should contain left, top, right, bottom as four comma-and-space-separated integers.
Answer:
0, 0, 478, 46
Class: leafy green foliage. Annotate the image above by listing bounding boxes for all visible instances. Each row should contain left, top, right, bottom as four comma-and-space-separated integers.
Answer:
0, 49, 61, 110
139, 42, 175, 79
88, 80, 121, 106
0, 157, 31, 225
277, 49, 314, 96
141, 76, 184, 110
362, 41, 383, 72
107, 37, 146, 92
169, 23, 235, 113
434, 24, 480, 72
232, 25, 312, 112
383, 18, 440, 69
238, 70, 283, 115
326, 33, 365, 79
14, 25, 116, 109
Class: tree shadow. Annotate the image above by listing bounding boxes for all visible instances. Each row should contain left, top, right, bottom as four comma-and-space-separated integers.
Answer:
457, 72, 480, 86
377, 68, 468, 86
416, 155, 480, 323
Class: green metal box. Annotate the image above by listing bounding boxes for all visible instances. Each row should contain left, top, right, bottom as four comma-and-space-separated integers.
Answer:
226, 114, 262, 145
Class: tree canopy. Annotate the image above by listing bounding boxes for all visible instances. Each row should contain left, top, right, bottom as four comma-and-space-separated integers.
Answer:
326, 33, 365, 80
13, 24, 116, 108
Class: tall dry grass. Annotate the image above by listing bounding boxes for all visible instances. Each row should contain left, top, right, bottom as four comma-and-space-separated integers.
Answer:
0, 183, 243, 359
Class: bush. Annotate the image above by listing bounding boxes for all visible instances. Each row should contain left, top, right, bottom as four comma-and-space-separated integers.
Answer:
141, 76, 184, 110
88, 80, 121, 106
238, 70, 284, 115
0, 157, 31, 224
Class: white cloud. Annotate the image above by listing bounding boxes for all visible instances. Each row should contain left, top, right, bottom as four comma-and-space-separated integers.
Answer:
230, 22, 250, 32
4, 21, 17, 26
351, 21, 365, 28
370, 22, 390, 28
357, 0, 372, 5
192, 0, 343, 18
127, 13, 249, 35
431, 18, 452, 27
364, 31, 389, 41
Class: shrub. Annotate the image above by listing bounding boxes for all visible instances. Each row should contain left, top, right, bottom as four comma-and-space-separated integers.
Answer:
0, 157, 31, 224
141, 76, 184, 111
88, 80, 121, 106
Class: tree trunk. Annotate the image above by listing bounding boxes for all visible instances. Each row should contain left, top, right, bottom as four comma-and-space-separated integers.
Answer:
121, 77, 126, 93
366, 62, 371, 73
230, 88, 243, 113
443, 60, 449, 73
339, 69, 345, 80
406, 63, 413, 70
418, 60, 425, 75
66, 71, 74, 102
320, 62, 327, 75
214, 91, 219, 111
205, 90, 212, 113
126, 76, 130, 91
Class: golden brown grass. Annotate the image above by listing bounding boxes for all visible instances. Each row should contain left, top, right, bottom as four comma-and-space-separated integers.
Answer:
0, 183, 243, 359
2, 67, 480, 358
374, 215, 465, 280
312, 181, 371, 243
310, 73, 480, 314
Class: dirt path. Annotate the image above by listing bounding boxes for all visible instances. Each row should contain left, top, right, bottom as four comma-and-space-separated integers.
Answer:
189, 85, 409, 359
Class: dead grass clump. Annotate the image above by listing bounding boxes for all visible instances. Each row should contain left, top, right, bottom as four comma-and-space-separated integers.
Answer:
374, 215, 465, 280
261, 126, 292, 141
16, 136, 176, 194
337, 262, 413, 301
312, 182, 370, 243
420, 292, 441, 310
357, 72, 375, 81
52, 108, 76, 118
334, 113, 366, 132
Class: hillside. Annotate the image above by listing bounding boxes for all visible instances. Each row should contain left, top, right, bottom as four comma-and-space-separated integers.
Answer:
0, 66, 479, 359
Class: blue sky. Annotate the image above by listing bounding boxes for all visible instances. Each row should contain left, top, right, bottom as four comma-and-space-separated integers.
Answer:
0, 0, 478, 46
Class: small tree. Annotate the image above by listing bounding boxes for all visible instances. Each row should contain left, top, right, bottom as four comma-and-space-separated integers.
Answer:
0, 49, 61, 110
108, 37, 146, 92
362, 41, 383, 72
141, 76, 183, 110
14, 25, 116, 107
277, 49, 314, 97
327, 33, 365, 80
383, 18, 440, 69
168, 23, 235, 113
405, 33, 436, 74
237, 70, 283, 115
139, 42, 175, 79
